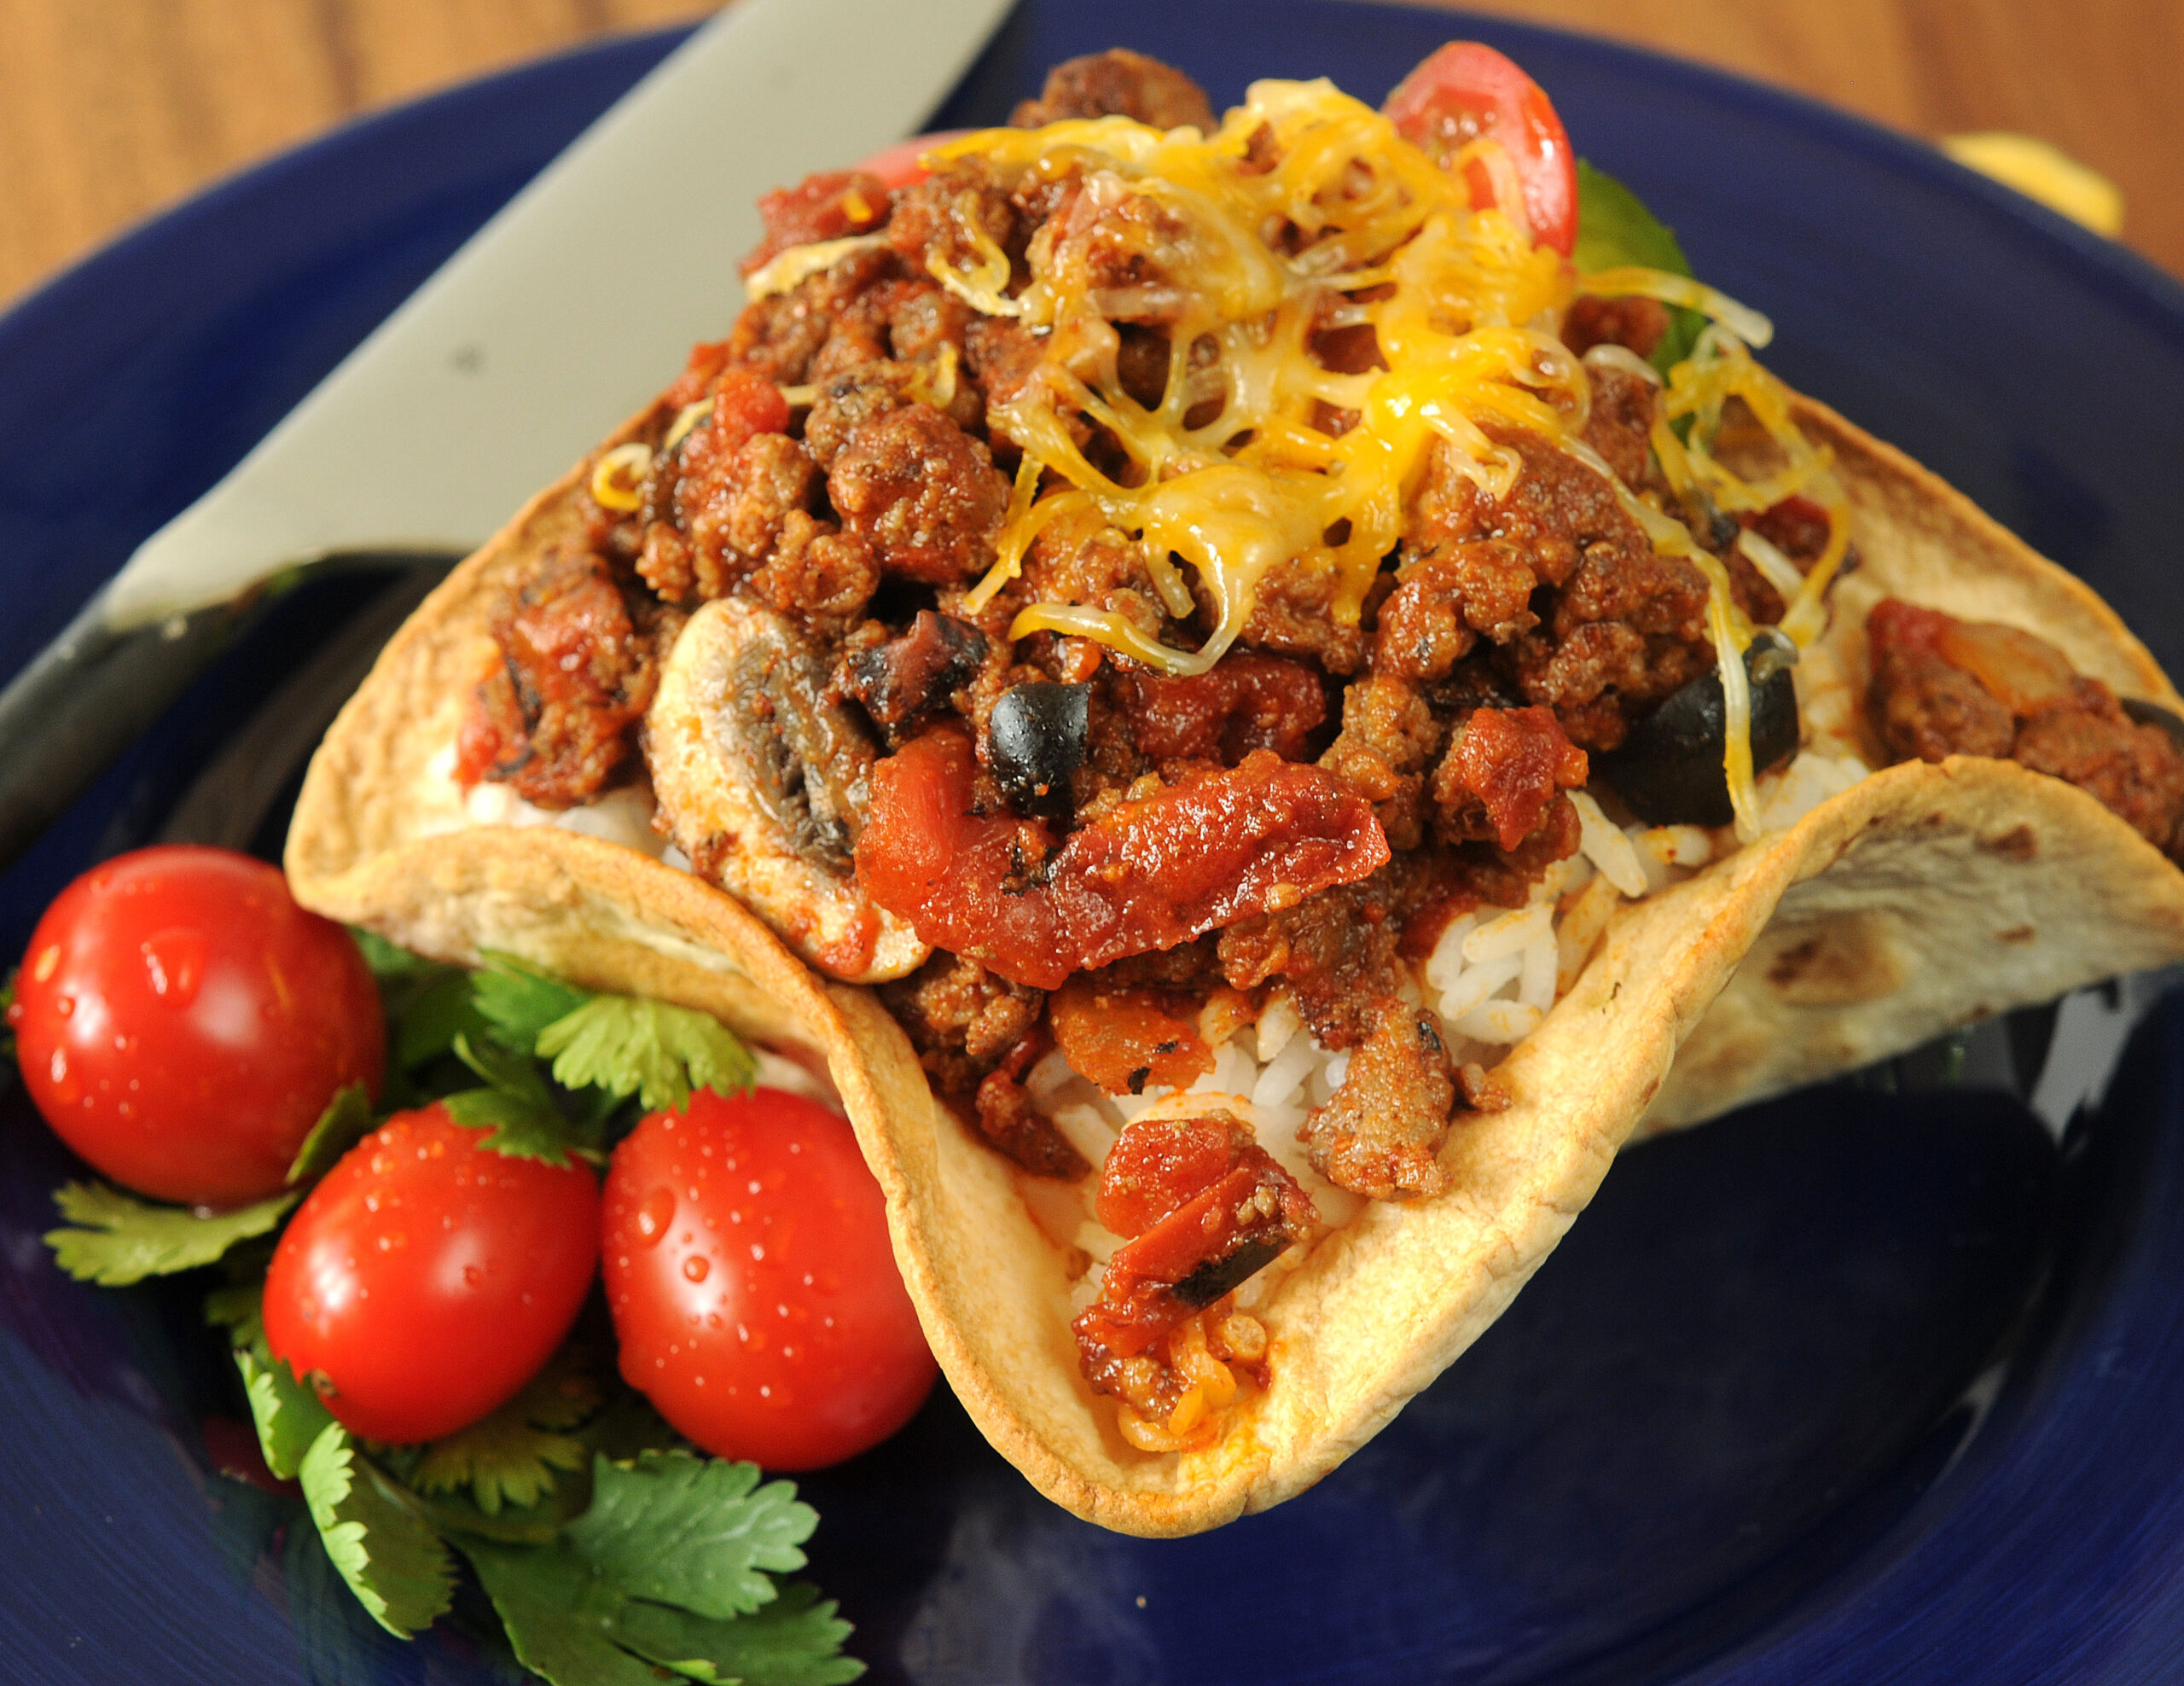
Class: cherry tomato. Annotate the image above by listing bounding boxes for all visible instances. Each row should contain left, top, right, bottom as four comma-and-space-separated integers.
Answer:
1385, 43, 1577, 256
850, 131, 972, 189
263, 1104, 600, 1444
9, 846, 384, 1207
602, 1088, 935, 1471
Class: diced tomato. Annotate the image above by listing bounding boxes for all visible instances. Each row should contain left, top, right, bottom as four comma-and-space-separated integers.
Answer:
741, 168, 892, 276
1049, 980, 1212, 1097
1095, 1115, 1240, 1238
1440, 705, 1589, 851
1114, 653, 1329, 764
1385, 42, 1577, 256
853, 728, 1389, 990
851, 131, 973, 190
1074, 1135, 1315, 1362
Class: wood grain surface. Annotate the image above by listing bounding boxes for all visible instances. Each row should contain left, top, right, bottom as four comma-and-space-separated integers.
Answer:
0, 0, 2177, 311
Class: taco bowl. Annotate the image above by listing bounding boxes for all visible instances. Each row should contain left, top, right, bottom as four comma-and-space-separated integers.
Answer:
288, 47, 2184, 1533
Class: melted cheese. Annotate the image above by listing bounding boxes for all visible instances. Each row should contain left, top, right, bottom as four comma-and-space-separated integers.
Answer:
766, 78, 1832, 843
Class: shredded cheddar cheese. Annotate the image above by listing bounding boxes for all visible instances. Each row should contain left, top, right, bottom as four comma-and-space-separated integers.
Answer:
758, 78, 1838, 843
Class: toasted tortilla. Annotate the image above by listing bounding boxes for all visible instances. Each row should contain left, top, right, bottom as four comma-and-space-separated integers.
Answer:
286, 389, 2184, 1535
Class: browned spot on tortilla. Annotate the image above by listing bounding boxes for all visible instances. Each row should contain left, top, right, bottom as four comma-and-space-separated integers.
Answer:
1996, 925, 2036, 945
1760, 910, 1908, 1005
1983, 825, 2038, 860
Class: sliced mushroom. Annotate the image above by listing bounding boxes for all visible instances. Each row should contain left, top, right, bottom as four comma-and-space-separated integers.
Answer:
648, 597, 931, 982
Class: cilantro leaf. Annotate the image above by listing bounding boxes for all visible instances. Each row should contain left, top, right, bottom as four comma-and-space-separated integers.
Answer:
410, 1357, 601, 1515
44, 1182, 295, 1286
298, 1424, 456, 1637
566, 1451, 814, 1619
613, 1584, 863, 1686
1572, 160, 1705, 374
286, 1082, 375, 1186
444, 1032, 599, 1166
537, 997, 757, 1114
465, 1541, 862, 1686
240, 1346, 336, 1480
473, 952, 593, 1046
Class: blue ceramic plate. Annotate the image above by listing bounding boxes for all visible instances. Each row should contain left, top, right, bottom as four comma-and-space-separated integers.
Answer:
7, 5, 2184, 1682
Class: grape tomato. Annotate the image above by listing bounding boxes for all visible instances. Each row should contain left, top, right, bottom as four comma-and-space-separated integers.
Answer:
263, 1103, 600, 1445
602, 1087, 935, 1471
9, 846, 383, 1206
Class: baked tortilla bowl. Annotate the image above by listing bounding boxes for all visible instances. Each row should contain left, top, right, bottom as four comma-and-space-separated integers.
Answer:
287, 381, 2184, 1535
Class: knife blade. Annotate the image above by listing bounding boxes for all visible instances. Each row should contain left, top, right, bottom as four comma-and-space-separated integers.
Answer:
0, 0, 1014, 869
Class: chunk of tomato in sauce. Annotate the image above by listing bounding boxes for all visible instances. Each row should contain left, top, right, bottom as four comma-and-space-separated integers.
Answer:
1076, 1118, 1316, 1363
854, 727, 1389, 990
1442, 705, 1589, 851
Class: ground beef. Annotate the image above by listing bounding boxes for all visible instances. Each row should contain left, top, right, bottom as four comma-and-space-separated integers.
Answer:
1580, 358, 1660, 490
877, 951, 1047, 1096
459, 547, 657, 808
1409, 426, 1713, 751
1217, 873, 1401, 1049
1010, 48, 1217, 132
2015, 706, 2184, 853
1561, 294, 1672, 361
745, 514, 878, 637
973, 1027, 1090, 1179
677, 431, 821, 594
1511, 534, 1714, 751
1298, 1005, 1456, 1201
1868, 597, 2184, 855
1319, 674, 1443, 852
726, 245, 901, 386
803, 360, 919, 469
1413, 426, 1640, 590
828, 404, 1012, 584
1229, 555, 1368, 674
1374, 540, 1541, 681
887, 161, 1021, 283
1019, 505, 1167, 637
1871, 643, 2016, 762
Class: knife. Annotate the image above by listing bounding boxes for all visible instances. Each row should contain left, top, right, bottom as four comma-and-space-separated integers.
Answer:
0, 0, 1014, 870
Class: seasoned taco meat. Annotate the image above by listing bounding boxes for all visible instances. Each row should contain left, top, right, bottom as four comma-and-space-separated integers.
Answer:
1868, 598, 2184, 856
1011, 49, 1220, 132
456, 546, 660, 808
445, 52, 1891, 1445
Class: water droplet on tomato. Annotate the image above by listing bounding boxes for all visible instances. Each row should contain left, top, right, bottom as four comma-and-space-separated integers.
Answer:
464, 1264, 483, 1288
53, 995, 73, 1018
139, 927, 206, 1005
682, 1255, 710, 1283
635, 1188, 675, 1244
32, 944, 60, 983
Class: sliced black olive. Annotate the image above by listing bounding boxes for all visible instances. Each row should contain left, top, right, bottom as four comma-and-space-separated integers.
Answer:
2123, 696, 2184, 753
988, 681, 1091, 823
1601, 629, 1800, 827
1170, 1235, 1288, 1311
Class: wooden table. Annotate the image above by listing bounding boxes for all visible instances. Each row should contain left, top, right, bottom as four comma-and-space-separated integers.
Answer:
1, 0, 2177, 310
